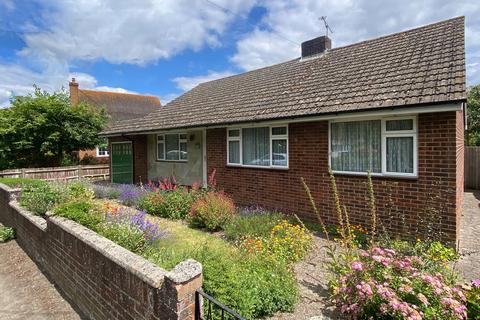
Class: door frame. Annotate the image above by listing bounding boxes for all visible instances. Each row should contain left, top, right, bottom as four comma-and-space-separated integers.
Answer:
110, 141, 133, 184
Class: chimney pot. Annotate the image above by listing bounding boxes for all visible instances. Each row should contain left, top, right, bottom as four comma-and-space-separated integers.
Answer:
301, 36, 331, 58
69, 78, 79, 106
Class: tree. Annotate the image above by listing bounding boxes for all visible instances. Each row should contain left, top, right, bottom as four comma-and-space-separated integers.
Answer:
466, 84, 480, 146
0, 86, 108, 169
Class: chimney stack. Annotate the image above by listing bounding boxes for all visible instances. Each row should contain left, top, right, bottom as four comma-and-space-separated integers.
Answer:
301, 36, 331, 58
69, 78, 79, 106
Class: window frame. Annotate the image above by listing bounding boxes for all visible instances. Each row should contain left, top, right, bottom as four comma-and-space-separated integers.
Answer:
96, 146, 109, 157
226, 124, 289, 169
328, 116, 418, 178
156, 133, 188, 162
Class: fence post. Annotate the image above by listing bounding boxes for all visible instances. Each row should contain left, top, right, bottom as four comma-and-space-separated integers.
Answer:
78, 165, 82, 181
21, 168, 26, 179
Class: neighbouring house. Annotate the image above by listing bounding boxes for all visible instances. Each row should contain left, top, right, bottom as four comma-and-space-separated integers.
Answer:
69, 78, 161, 163
101, 17, 466, 243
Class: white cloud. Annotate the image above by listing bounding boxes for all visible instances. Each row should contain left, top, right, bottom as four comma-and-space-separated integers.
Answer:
173, 70, 235, 91
21, 0, 257, 65
231, 0, 480, 84
0, 0, 15, 12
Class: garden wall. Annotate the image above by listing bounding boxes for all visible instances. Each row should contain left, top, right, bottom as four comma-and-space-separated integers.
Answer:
0, 183, 202, 320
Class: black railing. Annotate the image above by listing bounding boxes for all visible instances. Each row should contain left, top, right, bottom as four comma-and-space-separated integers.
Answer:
195, 289, 246, 320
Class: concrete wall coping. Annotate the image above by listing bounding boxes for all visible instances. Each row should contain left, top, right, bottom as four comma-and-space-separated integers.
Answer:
10, 200, 47, 231
0, 182, 21, 193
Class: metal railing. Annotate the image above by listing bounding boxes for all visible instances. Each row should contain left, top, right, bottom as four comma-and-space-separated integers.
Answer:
195, 289, 246, 320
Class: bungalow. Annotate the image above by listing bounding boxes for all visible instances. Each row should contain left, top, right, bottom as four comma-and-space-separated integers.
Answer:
101, 17, 466, 243
69, 78, 161, 163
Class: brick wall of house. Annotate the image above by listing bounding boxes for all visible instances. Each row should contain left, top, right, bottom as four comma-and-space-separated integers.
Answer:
79, 149, 110, 164
207, 111, 462, 243
455, 110, 465, 240
0, 183, 202, 320
108, 135, 148, 184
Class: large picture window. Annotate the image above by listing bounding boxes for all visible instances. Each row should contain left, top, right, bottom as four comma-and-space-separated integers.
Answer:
227, 126, 288, 168
157, 133, 188, 161
330, 117, 417, 176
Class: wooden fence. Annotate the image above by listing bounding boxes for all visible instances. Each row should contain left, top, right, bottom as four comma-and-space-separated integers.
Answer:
465, 146, 480, 190
0, 164, 110, 182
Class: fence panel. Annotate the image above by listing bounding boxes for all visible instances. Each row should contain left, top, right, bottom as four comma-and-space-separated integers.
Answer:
465, 146, 480, 190
0, 164, 110, 182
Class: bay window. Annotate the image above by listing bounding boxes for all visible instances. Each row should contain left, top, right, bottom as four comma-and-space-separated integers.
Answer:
157, 133, 188, 161
330, 117, 417, 176
227, 126, 288, 168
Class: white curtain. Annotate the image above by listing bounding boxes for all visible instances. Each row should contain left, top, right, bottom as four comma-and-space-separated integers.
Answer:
242, 127, 270, 166
331, 120, 381, 172
386, 137, 413, 173
229, 141, 240, 163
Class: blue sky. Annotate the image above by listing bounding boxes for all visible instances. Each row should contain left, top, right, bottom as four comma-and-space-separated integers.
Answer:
1, 0, 479, 107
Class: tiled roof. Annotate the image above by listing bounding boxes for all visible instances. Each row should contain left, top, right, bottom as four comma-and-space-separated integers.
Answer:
79, 89, 161, 122
102, 17, 466, 135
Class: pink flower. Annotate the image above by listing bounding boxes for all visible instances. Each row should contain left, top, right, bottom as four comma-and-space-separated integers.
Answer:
352, 261, 363, 271
472, 279, 480, 288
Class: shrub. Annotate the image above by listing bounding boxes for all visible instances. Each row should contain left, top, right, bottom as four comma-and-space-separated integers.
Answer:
100, 223, 147, 254
328, 224, 370, 248
188, 192, 235, 231
118, 184, 146, 207
0, 226, 15, 242
91, 183, 121, 199
66, 181, 95, 202
139, 189, 194, 219
54, 201, 104, 231
466, 279, 480, 319
20, 181, 64, 215
224, 209, 284, 241
332, 246, 467, 320
240, 220, 313, 264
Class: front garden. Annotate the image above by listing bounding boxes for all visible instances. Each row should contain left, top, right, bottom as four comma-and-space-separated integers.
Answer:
0, 173, 478, 320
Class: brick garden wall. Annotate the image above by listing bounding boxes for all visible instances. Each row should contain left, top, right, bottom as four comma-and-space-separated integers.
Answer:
0, 183, 202, 320
207, 111, 462, 244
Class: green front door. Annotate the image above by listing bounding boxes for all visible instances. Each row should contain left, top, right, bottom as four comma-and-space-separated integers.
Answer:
111, 142, 133, 184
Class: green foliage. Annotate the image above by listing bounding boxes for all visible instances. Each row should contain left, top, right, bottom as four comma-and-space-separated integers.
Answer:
54, 201, 104, 232
0, 178, 39, 188
466, 281, 480, 319
99, 223, 147, 254
224, 211, 284, 241
138, 189, 194, 219
145, 230, 298, 319
0, 86, 108, 169
0, 225, 15, 242
66, 181, 95, 202
466, 84, 480, 146
188, 192, 236, 231
19, 180, 65, 215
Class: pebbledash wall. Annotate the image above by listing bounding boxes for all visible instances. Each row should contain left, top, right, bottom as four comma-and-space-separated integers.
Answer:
207, 111, 464, 244
0, 183, 202, 320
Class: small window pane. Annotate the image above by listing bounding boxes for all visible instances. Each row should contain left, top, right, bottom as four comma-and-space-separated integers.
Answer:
386, 137, 414, 173
228, 141, 240, 164
158, 135, 164, 141
272, 127, 287, 136
272, 139, 287, 166
242, 127, 270, 166
180, 142, 188, 160
386, 119, 413, 131
228, 129, 240, 137
157, 143, 164, 159
331, 120, 381, 173
179, 134, 187, 140
165, 134, 179, 160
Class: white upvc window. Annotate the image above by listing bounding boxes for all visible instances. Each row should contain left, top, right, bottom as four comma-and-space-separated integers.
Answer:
96, 146, 109, 157
329, 116, 417, 177
227, 125, 288, 168
157, 133, 188, 161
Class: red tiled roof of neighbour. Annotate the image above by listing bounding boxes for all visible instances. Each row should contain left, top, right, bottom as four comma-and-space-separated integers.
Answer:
79, 89, 160, 122
102, 16, 466, 135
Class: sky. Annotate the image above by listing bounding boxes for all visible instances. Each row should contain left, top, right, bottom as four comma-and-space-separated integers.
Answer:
0, 0, 479, 108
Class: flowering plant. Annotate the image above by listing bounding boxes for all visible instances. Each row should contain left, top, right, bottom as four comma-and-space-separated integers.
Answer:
333, 246, 467, 320
240, 220, 312, 264
466, 279, 480, 319
118, 184, 146, 207
188, 191, 235, 231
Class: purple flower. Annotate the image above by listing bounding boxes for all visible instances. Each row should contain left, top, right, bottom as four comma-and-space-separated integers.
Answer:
351, 261, 363, 271
472, 279, 480, 288
118, 184, 147, 207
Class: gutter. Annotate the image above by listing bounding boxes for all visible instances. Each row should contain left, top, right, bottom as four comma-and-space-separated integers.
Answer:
100, 100, 466, 137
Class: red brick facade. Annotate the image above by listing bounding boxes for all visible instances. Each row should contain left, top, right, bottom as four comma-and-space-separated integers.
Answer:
207, 111, 463, 243
109, 135, 148, 184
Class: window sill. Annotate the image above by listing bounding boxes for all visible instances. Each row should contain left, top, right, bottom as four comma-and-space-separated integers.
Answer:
332, 171, 418, 180
226, 164, 289, 171
156, 159, 188, 163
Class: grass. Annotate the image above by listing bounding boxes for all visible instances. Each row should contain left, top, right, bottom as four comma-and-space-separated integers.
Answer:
224, 211, 284, 241
0, 177, 40, 188
0, 225, 15, 242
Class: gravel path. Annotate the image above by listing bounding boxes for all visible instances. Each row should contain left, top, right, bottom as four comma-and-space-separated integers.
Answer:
457, 190, 480, 282
0, 240, 81, 320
